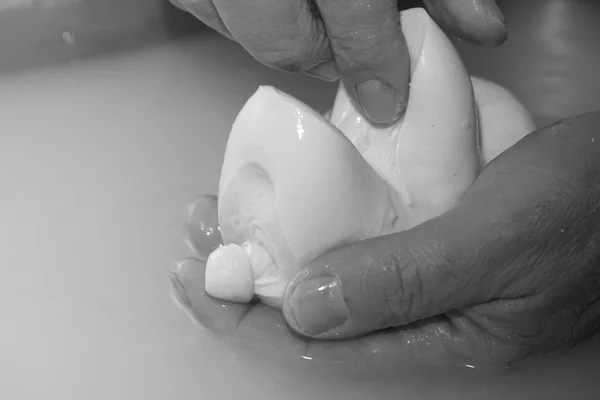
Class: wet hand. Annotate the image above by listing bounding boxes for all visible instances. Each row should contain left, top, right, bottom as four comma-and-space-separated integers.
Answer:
283, 110, 600, 367
169, 0, 506, 124
171, 111, 600, 370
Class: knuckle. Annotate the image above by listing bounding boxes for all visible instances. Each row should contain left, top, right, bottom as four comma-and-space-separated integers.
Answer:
332, 31, 394, 71
543, 283, 600, 352
389, 251, 418, 322
362, 248, 426, 326
394, 246, 441, 318
451, 311, 525, 367
476, 337, 522, 368
252, 19, 330, 72
369, 243, 462, 326
485, 327, 530, 365
322, 2, 402, 69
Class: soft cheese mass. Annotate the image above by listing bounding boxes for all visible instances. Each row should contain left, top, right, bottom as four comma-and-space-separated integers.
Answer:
204, 8, 536, 308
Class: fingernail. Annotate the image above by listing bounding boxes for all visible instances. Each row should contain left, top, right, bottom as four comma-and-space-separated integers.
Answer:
356, 79, 404, 124
484, 0, 506, 26
290, 276, 348, 335
305, 62, 340, 82
184, 195, 222, 258
169, 261, 192, 309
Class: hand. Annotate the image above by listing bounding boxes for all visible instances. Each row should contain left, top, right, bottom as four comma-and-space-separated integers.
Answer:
171, 111, 600, 371
169, 0, 507, 124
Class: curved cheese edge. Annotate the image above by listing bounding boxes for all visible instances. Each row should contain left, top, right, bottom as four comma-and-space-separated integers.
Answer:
471, 76, 537, 164
330, 8, 481, 228
214, 87, 402, 308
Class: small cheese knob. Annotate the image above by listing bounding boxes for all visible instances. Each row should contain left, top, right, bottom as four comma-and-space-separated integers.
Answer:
205, 243, 254, 303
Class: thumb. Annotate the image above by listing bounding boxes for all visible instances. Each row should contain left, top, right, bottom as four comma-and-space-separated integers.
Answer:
282, 112, 600, 340
281, 214, 487, 339
281, 117, 585, 339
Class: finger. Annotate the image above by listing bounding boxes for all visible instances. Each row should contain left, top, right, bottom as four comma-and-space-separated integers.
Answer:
210, 0, 338, 81
232, 313, 500, 373
283, 111, 600, 340
304, 314, 512, 372
229, 305, 310, 363
171, 259, 508, 370
170, 258, 314, 364
182, 195, 223, 260
171, 260, 514, 370
282, 223, 483, 339
170, 258, 252, 335
173, 0, 234, 40
316, 0, 409, 124
423, 0, 507, 46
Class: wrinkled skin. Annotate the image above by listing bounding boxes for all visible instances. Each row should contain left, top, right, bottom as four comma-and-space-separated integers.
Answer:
170, 0, 507, 124
171, 111, 600, 371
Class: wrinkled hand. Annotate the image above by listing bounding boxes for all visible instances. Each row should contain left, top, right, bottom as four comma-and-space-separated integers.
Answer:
170, 0, 506, 124
171, 111, 600, 371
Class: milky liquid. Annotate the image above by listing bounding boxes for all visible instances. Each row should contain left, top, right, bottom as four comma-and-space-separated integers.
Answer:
0, 33, 598, 400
